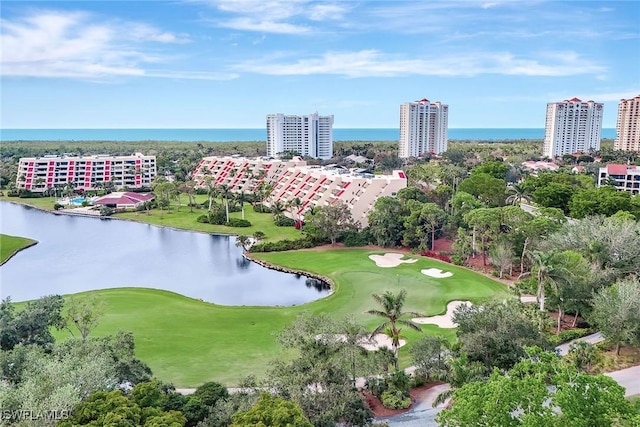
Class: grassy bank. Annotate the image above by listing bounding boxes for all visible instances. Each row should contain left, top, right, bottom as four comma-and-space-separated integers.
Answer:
0, 233, 37, 265
50, 249, 508, 387
0, 195, 300, 241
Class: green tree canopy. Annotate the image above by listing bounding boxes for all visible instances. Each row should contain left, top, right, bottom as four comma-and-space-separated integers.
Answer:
231, 392, 312, 427
437, 348, 638, 427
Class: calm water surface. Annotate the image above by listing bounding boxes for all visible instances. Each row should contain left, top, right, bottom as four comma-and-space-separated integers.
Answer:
0, 202, 329, 305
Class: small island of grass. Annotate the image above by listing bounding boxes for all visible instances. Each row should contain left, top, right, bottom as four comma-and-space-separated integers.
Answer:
0, 233, 38, 265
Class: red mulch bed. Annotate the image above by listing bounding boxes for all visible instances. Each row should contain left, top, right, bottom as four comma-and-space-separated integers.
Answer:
364, 383, 443, 417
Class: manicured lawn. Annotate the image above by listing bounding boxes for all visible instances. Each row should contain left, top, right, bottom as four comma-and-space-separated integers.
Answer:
0, 233, 37, 265
50, 249, 508, 387
116, 195, 301, 241
0, 195, 301, 242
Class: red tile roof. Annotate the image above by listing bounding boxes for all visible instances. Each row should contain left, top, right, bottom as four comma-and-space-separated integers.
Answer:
607, 164, 629, 175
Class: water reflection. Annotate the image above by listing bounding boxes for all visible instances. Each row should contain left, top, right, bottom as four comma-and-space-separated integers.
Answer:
305, 278, 331, 292
0, 202, 330, 306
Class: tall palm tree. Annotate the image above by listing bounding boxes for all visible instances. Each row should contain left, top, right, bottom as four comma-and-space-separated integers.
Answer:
236, 190, 248, 220
217, 184, 231, 222
287, 197, 303, 228
525, 250, 571, 313
505, 183, 531, 206
367, 289, 423, 370
433, 353, 485, 407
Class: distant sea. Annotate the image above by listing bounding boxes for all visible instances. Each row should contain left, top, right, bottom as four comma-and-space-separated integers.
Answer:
0, 128, 616, 142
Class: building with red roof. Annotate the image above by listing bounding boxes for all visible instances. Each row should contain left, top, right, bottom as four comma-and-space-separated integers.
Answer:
598, 164, 640, 195
543, 98, 603, 158
93, 192, 154, 208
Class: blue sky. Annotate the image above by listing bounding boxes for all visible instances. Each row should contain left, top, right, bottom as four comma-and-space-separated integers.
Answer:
1, 0, 639, 129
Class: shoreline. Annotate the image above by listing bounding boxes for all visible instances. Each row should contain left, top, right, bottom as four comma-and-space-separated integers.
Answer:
0, 239, 38, 267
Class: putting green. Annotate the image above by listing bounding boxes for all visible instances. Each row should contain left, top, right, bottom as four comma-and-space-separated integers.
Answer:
51, 249, 508, 387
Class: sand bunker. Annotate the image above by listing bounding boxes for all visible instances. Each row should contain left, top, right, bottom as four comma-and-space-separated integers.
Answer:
368, 253, 417, 268
421, 268, 453, 278
413, 300, 472, 328
316, 333, 406, 351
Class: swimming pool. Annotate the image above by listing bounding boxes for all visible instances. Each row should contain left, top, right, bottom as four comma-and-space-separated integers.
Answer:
70, 197, 86, 205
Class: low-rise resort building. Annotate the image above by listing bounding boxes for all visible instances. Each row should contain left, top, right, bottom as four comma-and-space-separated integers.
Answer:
598, 164, 640, 195
16, 153, 157, 193
191, 156, 407, 226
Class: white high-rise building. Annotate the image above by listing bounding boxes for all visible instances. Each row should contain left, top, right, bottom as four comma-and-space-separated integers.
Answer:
266, 113, 334, 160
399, 98, 448, 158
614, 95, 640, 152
543, 98, 603, 157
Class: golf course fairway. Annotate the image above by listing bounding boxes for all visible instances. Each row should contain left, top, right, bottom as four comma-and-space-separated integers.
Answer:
52, 249, 509, 387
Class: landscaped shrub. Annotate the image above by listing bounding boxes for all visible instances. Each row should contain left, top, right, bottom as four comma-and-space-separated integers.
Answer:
274, 214, 295, 227
386, 370, 411, 395
249, 237, 317, 252
365, 377, 387, 398
342, 229, 372, 247
196, 215, 209, 223
450, 254, 465, 265
54, 203, 64, 210
380, 390, 411, 410
208, 207, 227, 225
226, 218, 252, 227
252, 203, 270, 213
550, 328, 593, 345
420, 250, 452, 263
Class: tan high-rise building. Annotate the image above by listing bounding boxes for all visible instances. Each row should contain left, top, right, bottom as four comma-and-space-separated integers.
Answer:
399, 98, 448, 158
543, 98, 603, 157
614, 95, 640, 152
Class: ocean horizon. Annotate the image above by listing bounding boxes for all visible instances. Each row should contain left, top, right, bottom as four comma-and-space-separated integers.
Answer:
0, 128, 616, 142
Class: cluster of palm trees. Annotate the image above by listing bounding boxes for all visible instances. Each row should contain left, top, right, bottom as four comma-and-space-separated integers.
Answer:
366, 289, 485, 407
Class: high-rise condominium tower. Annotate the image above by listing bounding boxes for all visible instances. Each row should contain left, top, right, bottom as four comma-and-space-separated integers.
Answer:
614, 95, 640, 152
399, 98, 448, 158
543, 98, 603, 157
266, 113, 334, 160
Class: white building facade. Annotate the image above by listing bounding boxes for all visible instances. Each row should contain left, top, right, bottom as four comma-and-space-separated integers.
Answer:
16, 153, 156, 193
543, 98, 603, 157
614, 95, 640, 152
399, 98, 448, 158
266, 113, 334, 160
191, 156, 407, 226
598, 164, 640, 195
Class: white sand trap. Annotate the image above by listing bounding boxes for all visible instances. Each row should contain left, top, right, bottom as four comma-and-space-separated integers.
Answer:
316, 333, 406, 351
369, 253, 417, 268
421, 268, 453, 278
361, 334, 407, 351
413, 300, 472, 328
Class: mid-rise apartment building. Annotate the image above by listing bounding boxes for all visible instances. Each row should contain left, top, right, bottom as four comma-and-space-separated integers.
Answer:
266, 112, 334, 160
543, 98, 603, 157
614, 95, 640, 152
598, 164, 640, 195
16, 153, 156, 193
399, 98, 448, 158
191, 156, 406, 226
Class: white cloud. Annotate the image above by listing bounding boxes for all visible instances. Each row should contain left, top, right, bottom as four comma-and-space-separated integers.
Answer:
200, 0, 348, 33
233, 49, 606, 78
0, 9, 233, 81
216, 17, 311, 34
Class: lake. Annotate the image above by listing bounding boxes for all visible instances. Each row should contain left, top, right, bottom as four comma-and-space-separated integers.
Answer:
0, 202, 330, 305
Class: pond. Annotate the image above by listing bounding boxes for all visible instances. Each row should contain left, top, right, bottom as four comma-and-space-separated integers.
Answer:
0, 202, 330, 305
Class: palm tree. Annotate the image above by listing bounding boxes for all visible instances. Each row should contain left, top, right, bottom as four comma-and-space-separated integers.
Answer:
235, 235, 251, 252
525, 250, 571, 313
252, 231, 266, 242
236, 191, 248, 220
433, 353, 485, 407
367, 289, 423, 370
505, 183, 531, 206
270, 200, 285, 217
217, 184, 231, 222
287, 197, 303, 228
